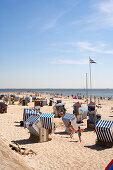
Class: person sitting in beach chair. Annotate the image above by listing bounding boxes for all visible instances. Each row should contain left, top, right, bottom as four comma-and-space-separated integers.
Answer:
9, 144, 37, 155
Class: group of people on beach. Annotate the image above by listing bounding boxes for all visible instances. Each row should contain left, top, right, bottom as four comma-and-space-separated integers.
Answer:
68, 122, 81, 142
9, 122, 81, 156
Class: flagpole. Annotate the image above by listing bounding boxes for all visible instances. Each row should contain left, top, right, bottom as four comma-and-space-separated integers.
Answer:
89, 57, 92, 102
86, 73, 88, 105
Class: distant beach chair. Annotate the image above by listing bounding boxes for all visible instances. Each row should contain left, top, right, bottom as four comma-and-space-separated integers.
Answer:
77, 107, 88, 123
96, 104, 102, 108
53, 103, 66, 117
62, 113, 78, 133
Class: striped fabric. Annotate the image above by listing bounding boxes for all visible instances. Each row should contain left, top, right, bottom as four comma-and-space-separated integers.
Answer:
39, 113, 54, 118
79, 107, 88, 119
23, 109, 38, 122
25, 115, 40, 136
62, 113, 76, 130
42, 100, 47, 106
24, 115, 39, 128
95, 120, 113, 142
62, 113, 75, 120
39, 113, 54, 129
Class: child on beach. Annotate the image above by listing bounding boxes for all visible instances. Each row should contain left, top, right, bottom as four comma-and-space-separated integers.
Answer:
68, 122, 74, 139
78, 126, 81, 142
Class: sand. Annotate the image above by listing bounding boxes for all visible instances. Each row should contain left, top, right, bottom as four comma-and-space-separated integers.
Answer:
0, 94, 113, 170
0, 137, 33, 170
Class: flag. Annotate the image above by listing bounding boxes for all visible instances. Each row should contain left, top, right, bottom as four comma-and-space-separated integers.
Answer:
89, 57, 96, 64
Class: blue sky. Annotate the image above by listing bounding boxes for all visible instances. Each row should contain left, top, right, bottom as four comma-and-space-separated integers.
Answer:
0, 0, 113, 88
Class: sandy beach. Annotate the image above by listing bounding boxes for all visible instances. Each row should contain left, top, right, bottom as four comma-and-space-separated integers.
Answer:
0, 93, 113, 170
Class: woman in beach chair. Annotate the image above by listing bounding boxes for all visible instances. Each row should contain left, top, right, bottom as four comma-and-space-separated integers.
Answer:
9, 144, 37, 155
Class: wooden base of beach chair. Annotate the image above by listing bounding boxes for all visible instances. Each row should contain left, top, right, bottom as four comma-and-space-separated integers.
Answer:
29, 134, 40, 142
96, 140, 113, 148
39, 128, 49, 143
87, 122, 95, 129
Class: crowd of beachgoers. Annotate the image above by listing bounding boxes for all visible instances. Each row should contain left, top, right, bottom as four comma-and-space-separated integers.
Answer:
0, 91, 113, 170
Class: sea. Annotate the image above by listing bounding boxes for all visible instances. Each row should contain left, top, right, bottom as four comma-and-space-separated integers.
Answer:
0, 89, 113, 98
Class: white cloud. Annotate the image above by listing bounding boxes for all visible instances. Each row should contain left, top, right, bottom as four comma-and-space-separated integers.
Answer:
77, 42, 96, 52
97, 0, 113, 14
50, 59, 88, 65
43, 1, 80, 31
87, 0, 113, 29
43, 13, 63, 30
77, 41, 113, 54
71, 0, 113, 30
48, 41, 113, 55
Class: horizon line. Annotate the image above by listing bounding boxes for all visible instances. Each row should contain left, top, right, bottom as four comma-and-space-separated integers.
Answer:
0, 88, 112, 90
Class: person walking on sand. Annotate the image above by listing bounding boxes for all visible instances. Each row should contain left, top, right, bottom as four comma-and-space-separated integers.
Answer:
78, 126, 81, 142
68, 122, 74, 139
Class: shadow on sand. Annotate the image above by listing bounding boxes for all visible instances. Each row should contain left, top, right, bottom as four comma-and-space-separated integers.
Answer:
14, 121, 20, 123
14, 125, 22, 127
84, 144, 111, 151
14, 121, 24, 127
11, 138, 38, 145
55, 131, 68, 135
70, 140, 78, 143
11, 137, 52, 145
61, 136, 70, 138
82, 128, 95, 133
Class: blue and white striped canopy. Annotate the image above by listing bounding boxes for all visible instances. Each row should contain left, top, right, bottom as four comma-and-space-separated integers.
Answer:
25, 109, 37, 114
56, 103, 65, 107
26, 96, 30, 98
79, 107, 88, 112
39, 113, 54, 129
62, 113, 76, 132
62, 113, 75, 120
23, 109, 38, 122
39, 113, 54, 118
95, 120, 113, 142
24, 115, 39, 128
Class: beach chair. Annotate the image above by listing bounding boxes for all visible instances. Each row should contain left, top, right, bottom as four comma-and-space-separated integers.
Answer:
62, 113, 78, 133
105, 160, 113, 170
42, 100, 47, 106
95, 120, 113, 146
25, 114, 50, 142
77, 107, 88, 123
39, 113, 54, 134
73, 102, 81, 115
53, 103, 66, 117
